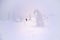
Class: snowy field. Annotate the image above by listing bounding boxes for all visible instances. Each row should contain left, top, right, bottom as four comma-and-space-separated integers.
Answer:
0, 0, 60, 40
0, 18, 48, 40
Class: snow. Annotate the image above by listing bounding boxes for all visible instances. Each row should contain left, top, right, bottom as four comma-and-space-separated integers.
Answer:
1, 0, 60, 40
0, 17, 48, 40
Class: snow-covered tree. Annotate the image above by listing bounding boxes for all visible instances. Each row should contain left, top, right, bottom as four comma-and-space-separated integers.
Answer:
34, 9, 44, 27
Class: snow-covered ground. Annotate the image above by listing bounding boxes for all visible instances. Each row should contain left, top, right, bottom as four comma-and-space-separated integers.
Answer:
0, 0, 60, 40
0, 17, 48, 40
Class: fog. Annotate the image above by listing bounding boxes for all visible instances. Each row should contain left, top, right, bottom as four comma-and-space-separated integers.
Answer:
0, 0, 60, 40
